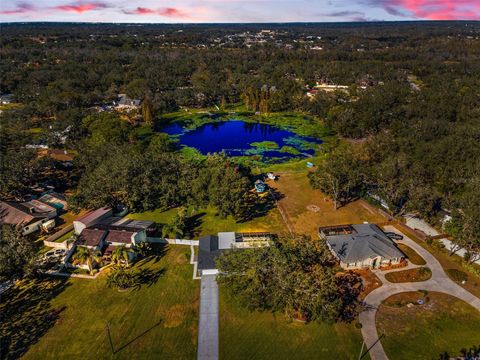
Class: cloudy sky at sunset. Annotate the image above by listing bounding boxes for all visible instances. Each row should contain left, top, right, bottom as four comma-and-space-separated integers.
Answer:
1, 0, 479, 22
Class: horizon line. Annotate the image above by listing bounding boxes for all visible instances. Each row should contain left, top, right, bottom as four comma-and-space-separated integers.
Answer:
1, 19, 479, 25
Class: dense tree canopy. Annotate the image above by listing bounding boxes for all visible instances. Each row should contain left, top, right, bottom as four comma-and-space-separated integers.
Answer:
217, 235, 362, 323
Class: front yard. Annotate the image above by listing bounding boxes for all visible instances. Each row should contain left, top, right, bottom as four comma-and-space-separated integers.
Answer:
2, 245, 199, 360
377, 291, 480, 359
219, 290, 366, 360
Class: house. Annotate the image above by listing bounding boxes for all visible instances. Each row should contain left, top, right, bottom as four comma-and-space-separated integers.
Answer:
73, 207, 113, 235
0, 94, 14, 105
0, 200, 57, 235
319, 224, 405, 269
38, 192, 68, 211
77, 228, 107, 251
103, 229, 144, 248
198, 232, 271, 276
114, 94, 141, 111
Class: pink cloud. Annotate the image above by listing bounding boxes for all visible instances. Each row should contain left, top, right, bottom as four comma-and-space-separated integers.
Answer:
379, 0, 480, 20
0, 2, 35, 15
124, 6, 190, 18
53, 2, 109, 13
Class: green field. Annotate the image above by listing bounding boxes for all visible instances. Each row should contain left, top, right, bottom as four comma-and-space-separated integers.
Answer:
2, 245, 199, 360
219, 290, 366, 360
377, 292, 480, 360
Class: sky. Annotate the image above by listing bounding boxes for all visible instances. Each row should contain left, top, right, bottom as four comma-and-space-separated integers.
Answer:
0, 0, 479, 23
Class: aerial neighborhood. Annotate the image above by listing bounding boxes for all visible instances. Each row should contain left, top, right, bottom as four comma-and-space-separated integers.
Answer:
1, 20, 480, 360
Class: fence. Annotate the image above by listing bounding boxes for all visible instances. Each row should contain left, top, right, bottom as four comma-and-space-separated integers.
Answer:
147, 237, 199, 246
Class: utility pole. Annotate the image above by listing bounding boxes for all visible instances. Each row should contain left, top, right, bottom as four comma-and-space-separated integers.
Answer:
105, 321, 115, 354
358, 341, 365, 360
359, 334, 385, 359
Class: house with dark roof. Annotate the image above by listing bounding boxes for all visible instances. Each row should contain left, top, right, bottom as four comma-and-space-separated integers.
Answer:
0, 200, 57, 235
77, 228, 107, 250
319, 224, 405, 269
198, 232, 271, 276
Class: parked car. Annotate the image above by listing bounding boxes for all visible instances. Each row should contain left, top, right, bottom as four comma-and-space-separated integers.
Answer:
54, 249, 66, 255
385, 232, 404, 240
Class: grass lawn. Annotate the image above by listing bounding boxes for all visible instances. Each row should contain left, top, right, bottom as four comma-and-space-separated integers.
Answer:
268, 172, 386, 237
2, 245, 199, 360
384, 267, 432, 283
377, 292, 480, 360
219, 290, 366, 360
397, 244, 426, 265
129, 204, 287, 238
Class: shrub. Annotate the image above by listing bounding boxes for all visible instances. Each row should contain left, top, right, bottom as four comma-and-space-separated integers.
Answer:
107, 268, 136, 290
446, 269, 468, 282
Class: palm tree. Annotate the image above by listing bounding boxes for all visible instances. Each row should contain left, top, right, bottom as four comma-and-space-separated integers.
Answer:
73, 246, 102, 274
112, 246, 131, 268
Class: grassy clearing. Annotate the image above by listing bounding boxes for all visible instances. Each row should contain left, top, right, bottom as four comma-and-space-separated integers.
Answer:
267, 172, 386, 237
219, 290, 366, 360
397, 243, 426, 265
377, 292, 480, 360
129, 205, 287, 238
384, 267, 432, 283
6, 245, 199, 360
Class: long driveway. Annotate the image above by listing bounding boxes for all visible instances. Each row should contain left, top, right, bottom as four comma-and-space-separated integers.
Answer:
197, 274, 219, 360
359, 225, 480, 360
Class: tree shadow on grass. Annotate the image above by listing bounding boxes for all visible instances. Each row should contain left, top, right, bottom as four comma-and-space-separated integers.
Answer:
0, 277, 70, 360
132, 268, 166, 290
185, 212, 205, 238
138, 243, 169, 266
239, 188, 285, 223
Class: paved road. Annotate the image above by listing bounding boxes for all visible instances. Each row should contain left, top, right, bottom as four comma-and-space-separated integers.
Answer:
197, 275, 219, 360
359, 226, 480, 360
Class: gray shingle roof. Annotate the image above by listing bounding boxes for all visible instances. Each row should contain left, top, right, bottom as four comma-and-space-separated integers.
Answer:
325, 224, 404, 263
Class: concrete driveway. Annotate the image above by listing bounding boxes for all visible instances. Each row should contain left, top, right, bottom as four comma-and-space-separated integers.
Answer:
197, 275, 219, 360
359, 225, 480, 360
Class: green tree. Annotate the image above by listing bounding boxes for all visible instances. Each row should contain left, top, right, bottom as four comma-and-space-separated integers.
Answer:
141, 95, 153, 125
111, 245, 132, 268
73, 246, 102, 274
217, 235, 361, 323
0, 226, 38, 282
309, 145, 364, 209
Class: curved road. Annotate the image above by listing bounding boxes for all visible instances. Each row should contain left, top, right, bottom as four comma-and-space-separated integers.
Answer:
359, 225, 480, 360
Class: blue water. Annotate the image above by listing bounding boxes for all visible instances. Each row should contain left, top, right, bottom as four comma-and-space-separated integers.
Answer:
161, 120, 322, 160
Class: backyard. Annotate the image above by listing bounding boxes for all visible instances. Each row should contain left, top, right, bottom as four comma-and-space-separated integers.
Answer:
128, 204, 287, 238
2, 245, 199, 360
377, 291, 480, 360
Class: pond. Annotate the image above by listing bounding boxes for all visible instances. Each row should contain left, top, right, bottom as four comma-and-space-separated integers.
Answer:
161, 120, 322, 161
